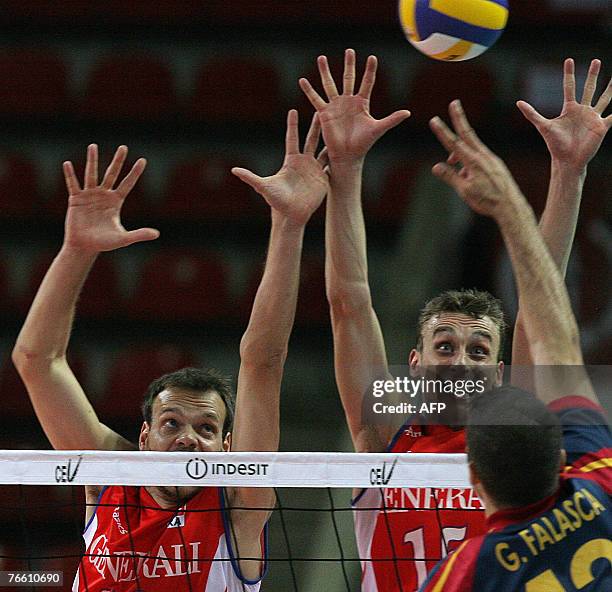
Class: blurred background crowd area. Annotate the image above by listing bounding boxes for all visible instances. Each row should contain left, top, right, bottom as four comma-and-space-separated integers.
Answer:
0, 0, 609, 450
0, 2, 610, 589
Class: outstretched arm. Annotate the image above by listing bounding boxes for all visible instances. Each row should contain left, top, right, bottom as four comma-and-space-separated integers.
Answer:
227, 111, 328, 578
300, 49, 410, 452
12, 145, 158, 450
430, 101, 597, 405
512, 58, 612, 372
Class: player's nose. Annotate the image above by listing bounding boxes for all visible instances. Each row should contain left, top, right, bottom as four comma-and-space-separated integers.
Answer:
453, 350, 469, 366
174, 429, 199, 451
438, 362, 469, 380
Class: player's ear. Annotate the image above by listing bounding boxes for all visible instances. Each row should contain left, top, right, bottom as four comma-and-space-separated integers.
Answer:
495, 361, 504, 386
223, 431, 231, 452
467, 460, 479, 487
139, 422, 150, 451
408, 349, 420, 377
559, 448, 567, 471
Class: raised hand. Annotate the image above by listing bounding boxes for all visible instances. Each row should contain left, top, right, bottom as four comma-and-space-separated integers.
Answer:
231, 110, 329, 225
429, 100, 522, 219
517, 58, 612, 174
63, 144, 159, 253
299, 48, 410, 163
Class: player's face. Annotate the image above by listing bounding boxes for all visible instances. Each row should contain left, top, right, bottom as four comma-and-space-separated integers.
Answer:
139, 387, 230, 454
409, 312, 503, 386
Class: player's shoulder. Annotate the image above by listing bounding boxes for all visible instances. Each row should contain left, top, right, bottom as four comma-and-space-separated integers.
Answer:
549, 395, 612, 491
547, 395, 609, 426
420, 536, 486, 592
559, 471, 612, 507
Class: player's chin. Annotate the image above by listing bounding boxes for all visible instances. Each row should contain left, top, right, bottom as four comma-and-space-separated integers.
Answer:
160, 485, 201, 503
178, 485, 202, 499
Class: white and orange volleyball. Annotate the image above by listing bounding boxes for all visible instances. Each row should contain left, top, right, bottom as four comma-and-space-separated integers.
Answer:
399, 0, 509, 61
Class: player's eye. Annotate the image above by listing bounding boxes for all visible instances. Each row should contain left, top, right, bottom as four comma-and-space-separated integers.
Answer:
436, 342, 453, 353
200, 424, 215, 434
162, 418, 178, 429
470, 346, 489, 359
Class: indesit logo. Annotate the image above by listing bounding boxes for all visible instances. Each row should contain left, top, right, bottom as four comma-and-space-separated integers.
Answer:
185, 458, 269, 480
185, 457, 208, 480
370, 457, 398, 486
55, 454, 83, 483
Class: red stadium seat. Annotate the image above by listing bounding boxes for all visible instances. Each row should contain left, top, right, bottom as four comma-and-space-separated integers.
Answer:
1, 352, 88, 420
573, 220, 611, 327
3, 1, 201, 21
405, 60, 495, 129
160, 155, 266, 221
207, 0, 387, 24
240, 255, 328, 326
0, 49, 68, 116
365, 159, 425, 224
189, 56, 284, 123
19, 251, 121, 319
1, 1, 90, 19
0, 153, 40, 217
510, 0, 606, 24
124, 249, 229, 322
461, 153, 552, 294
491, 158, 610, 347
19, 486, 85, 527
295, 256, 328, 326
0, 541, 25, 571
2, 352, 38, 420
0, 541, 82, 575
80, 54, 176, 120
100, 344, 198, 420
504, 154, 549, 215
40, 541, 83, 579
92, 0, 203, 21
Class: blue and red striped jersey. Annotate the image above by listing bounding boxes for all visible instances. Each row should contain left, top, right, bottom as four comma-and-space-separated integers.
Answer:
420, 396, 611, 592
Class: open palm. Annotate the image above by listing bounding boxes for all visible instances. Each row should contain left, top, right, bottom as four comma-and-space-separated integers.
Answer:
64, 144, 158, 253
232, 110, 328, 225
299, 49, 410, 162
517, 59, 612, 173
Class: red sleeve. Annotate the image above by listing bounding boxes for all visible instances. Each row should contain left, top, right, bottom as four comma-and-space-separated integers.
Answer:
547, 396, 606, 416
419, 537, 484, 592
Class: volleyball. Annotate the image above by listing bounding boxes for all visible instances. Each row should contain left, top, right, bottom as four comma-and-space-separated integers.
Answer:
398, 0, 509, 61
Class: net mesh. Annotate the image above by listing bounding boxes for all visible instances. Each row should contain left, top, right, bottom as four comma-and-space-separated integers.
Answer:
0, 450, 477, 592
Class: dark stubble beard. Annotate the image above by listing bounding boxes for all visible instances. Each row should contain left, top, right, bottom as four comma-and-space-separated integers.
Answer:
150, 485, 201, 508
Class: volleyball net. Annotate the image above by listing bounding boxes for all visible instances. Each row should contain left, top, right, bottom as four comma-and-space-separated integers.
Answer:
0, 450, 474, 591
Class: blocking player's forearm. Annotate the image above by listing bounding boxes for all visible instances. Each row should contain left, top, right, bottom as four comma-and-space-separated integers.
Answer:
496, 193, 581, 366
13, 246, 96, 368
326, 161, 369, 308
539, 161, 586, 275
325, 162, 391, 451
11, 246, 125, 451
234, 212, 304, 456
511, 163, 586, 373
239, 213, 303, 368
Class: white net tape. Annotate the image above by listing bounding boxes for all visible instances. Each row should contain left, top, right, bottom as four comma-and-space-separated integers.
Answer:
0, 450, 469, 488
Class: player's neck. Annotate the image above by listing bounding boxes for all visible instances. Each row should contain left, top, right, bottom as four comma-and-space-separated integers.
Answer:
474, 487, 499, 518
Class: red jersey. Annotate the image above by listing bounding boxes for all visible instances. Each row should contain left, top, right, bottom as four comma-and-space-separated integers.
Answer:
353, 423, 486, 592
420, 396, 612, 592
73, 485, 266, 592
